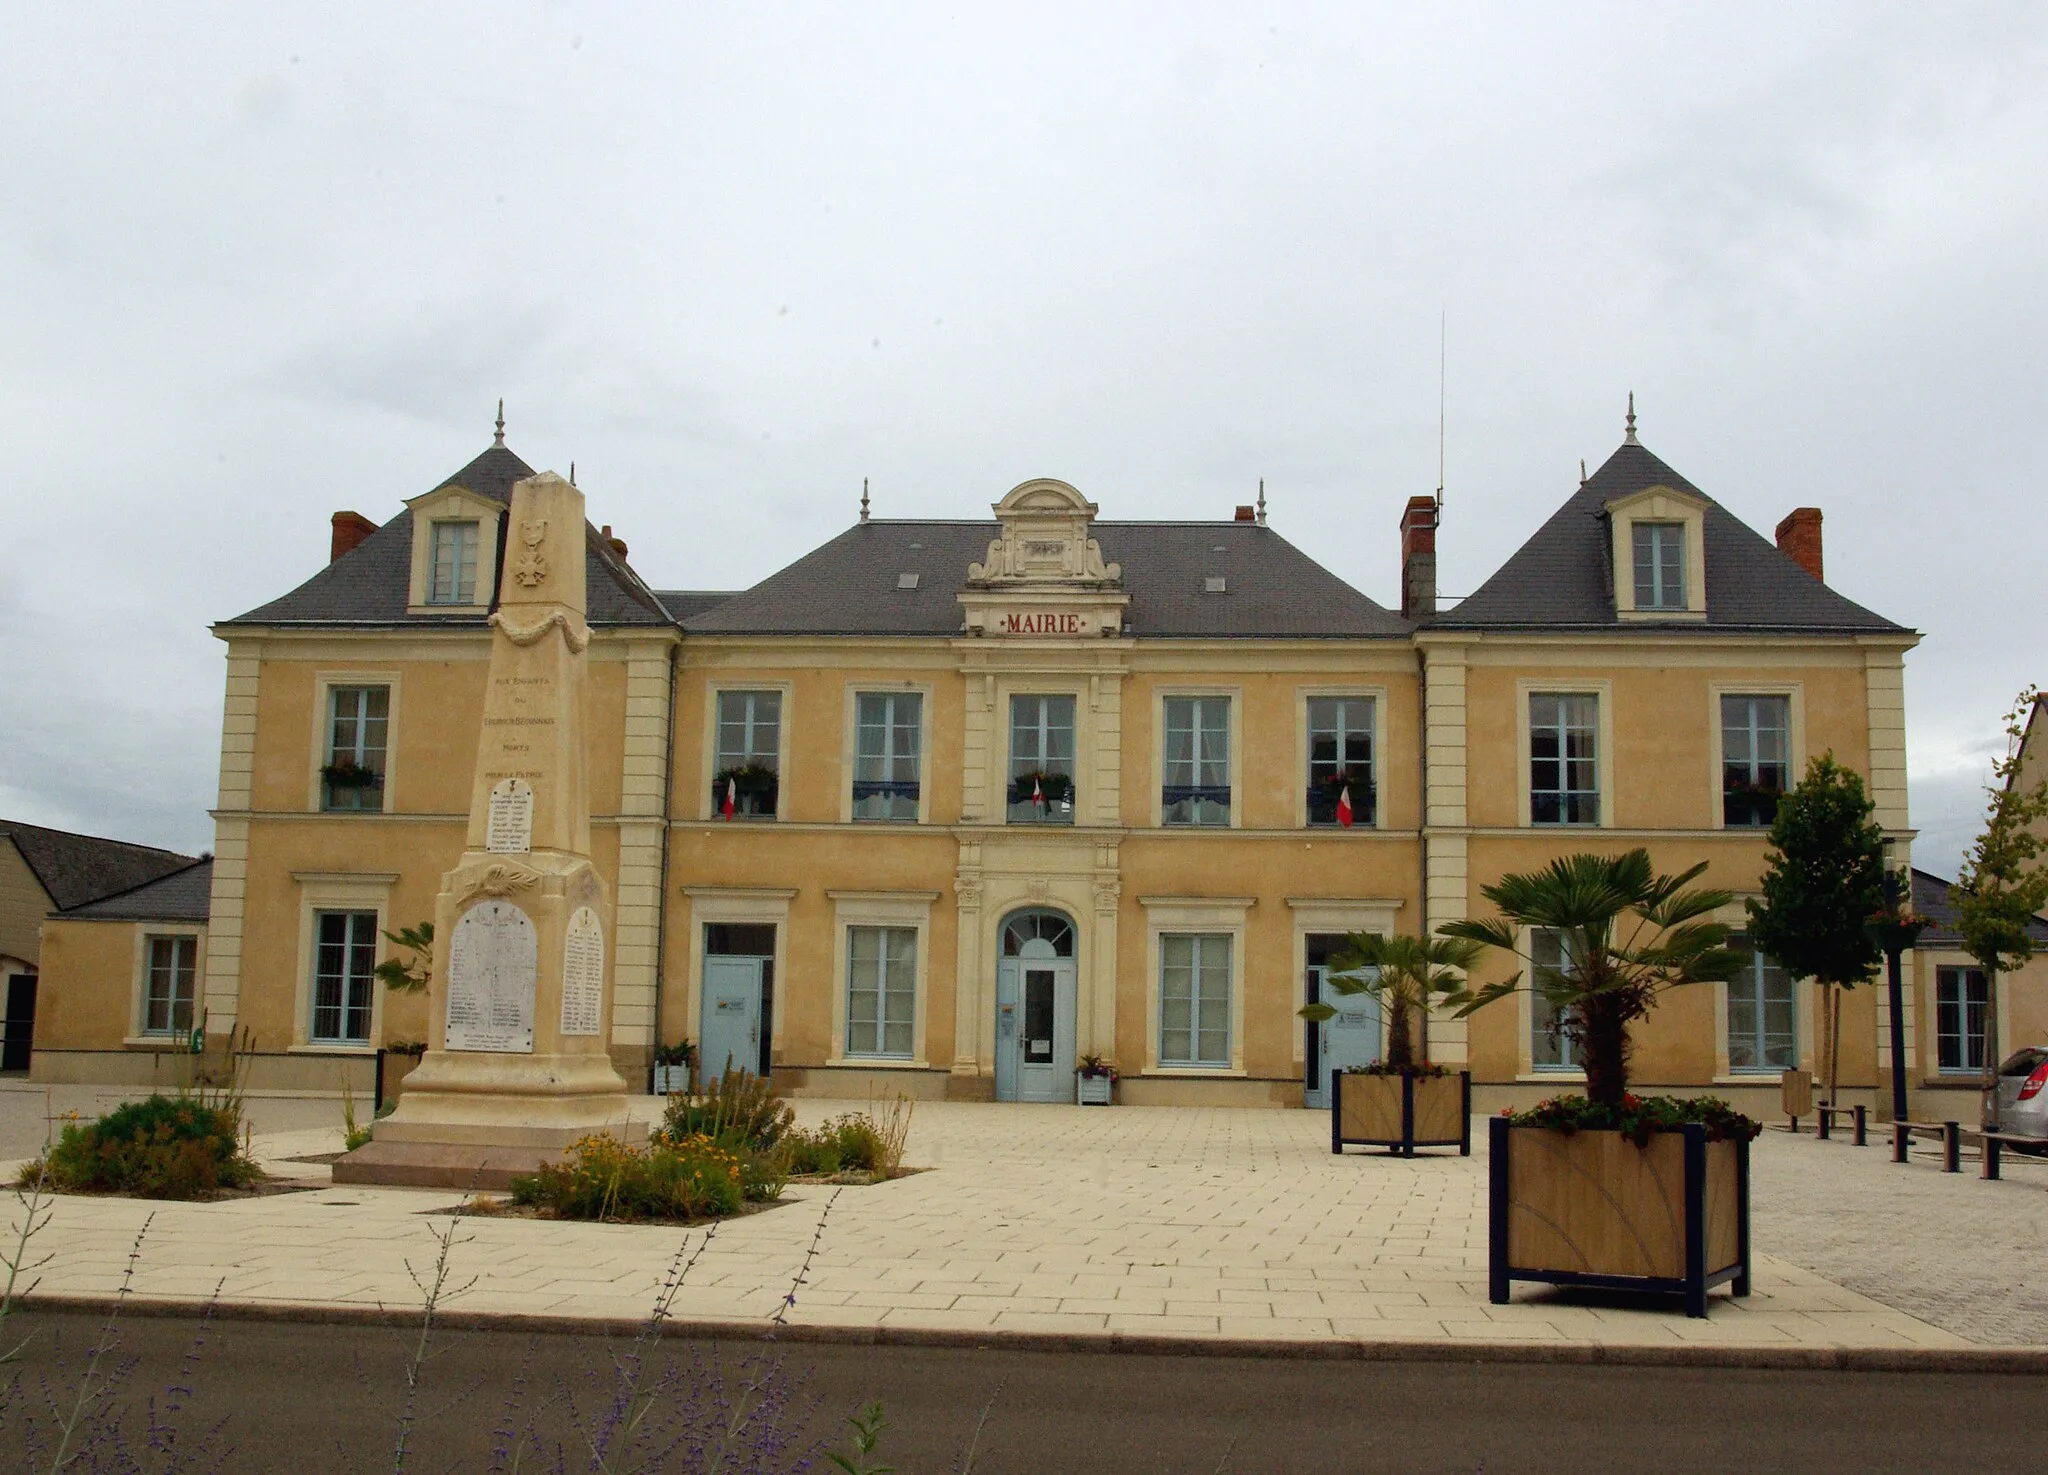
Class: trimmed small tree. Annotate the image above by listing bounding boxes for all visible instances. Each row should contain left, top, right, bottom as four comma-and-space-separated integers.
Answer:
1744, 754, 1886, 1104
1952, 688, 2048, 1126
1297, 933, 1485, 1071
1442, 850, 1742, 1107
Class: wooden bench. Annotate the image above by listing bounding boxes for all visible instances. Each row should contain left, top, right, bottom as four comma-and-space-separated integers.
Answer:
1890, 1119, 1962, 1172
1974, 1129, 2047, 1181
1817, 1103, 1868, 1145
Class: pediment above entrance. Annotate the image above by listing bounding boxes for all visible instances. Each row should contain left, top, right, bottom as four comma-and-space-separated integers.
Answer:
961, 478, 1130, 637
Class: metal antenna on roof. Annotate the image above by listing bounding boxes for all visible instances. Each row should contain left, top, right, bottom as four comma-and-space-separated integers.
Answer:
1580, 458, 1588, 485
1624, 391, 1638, 445
860, 477, 870, 524
1256, 479, 1267, 526
494, 399, 506, 447
569, 461, 576, 487
1435, 310, 1446, 509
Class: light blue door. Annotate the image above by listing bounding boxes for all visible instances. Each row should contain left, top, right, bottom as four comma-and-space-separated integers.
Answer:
701, 956, 764, 1079
1305, 965, 1381, 1109
994, 954, 1075, 1103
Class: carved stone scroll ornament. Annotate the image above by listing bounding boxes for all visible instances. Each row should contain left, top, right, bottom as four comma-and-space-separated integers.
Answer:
1092, 879, 1122, 914
457, 861, 545, 899
489, 609, 592, 653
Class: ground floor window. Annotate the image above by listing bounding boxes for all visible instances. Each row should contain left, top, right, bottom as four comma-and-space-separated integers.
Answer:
1530, 927, 1578, 1070
1727, 938, 1796, 1072
1937, 966, 1988, 1073
312, 910, 377, 1044
143, 935, 198, 1036
1160, 933, 1230, 1067
846, 925, 916, 1058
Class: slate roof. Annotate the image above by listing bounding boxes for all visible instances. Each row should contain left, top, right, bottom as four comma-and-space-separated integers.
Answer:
58, 859, 214, 923
225, 445, 672, 629
1911, 869, 2048, 949
1433, 440, 1908, 634
681, 520, 1410, 639
655, 591, 739, 622
0, 820, 196, 912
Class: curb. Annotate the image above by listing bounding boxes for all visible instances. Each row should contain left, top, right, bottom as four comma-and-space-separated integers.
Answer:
17, 1293, 2048, 1375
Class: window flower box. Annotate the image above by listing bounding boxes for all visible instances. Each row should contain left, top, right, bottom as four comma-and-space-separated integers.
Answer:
1306, 771, 1375, 827
1008, 769, 1074, 823
712, 765, 779, 819
1332, 1066, 1469, 1156
1489, 1113, 1752, 1319
322, 759, 382, 789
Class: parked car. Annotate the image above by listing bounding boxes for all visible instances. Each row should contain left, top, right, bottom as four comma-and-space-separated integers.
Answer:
1994, 1047, 2048, 1142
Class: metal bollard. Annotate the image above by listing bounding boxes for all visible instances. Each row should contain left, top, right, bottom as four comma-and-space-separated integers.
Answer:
1892, 1123, 1909, 1163
1943, 1122, 1961, 1173
1853, 1105, 1868, 1146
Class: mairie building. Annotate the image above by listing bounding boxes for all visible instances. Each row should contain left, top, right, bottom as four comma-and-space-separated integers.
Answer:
41, 411, 2011, 1118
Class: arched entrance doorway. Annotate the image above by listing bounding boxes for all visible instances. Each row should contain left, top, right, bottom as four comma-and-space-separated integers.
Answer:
994, 908, 1077, 1103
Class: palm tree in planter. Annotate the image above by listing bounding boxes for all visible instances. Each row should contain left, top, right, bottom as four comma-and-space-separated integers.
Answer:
1302, 933, 1484, 1156
1440, 849, 1760, 1317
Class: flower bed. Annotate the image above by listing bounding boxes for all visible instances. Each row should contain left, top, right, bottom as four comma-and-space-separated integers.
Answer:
22, 1095, 261, 1201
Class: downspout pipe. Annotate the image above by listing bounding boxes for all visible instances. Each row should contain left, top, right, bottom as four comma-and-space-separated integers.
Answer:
648, 636, 680, 1091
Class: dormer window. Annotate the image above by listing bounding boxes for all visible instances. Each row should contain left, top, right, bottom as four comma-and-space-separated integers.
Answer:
428, 520, 480, 605
1632, 522, 1685, 609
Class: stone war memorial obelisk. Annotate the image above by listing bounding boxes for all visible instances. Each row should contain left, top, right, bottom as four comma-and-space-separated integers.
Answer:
337, 470, 641, 1189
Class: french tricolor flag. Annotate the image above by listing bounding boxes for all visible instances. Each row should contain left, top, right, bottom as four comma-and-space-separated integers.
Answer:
722, 778, 736, 819
1336, 783, 1354, 828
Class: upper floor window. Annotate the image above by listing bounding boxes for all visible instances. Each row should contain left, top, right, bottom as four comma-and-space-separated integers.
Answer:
1727, 937, 1795, 1071
846, 925, 916, 1058
714, 690, 781, 819
1307, 696, 1375, 827
428, 520, 480, 605
1159, 932, 1231, 1067
1529, 693, 1598, 826
853, 692, 921, 822
1009, 695, 1076, 824
1937, 966, 1988, 1073
1632, 522, 1686, 610
1721, 695, 1789, 828
142, 935, 198, 1036
1162, 696, 1230, 827
1530, 927, 1579, 1070
323, 686, 388, 812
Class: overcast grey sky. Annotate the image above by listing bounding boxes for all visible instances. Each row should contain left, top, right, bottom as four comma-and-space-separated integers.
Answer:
3, 3, 2043, 875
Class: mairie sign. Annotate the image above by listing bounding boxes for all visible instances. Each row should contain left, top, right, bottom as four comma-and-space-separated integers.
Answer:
996, 609, 1104, 636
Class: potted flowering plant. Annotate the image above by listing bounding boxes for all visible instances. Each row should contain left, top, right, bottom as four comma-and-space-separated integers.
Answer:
1076, 1053, 1117, 1106
1304, 932, 1482, 1156
1442, 849, 1758, 1317
1009, 770, 1073, 819
321, 756, 382, 789
711, 763, 779, 818
652, 1039, 698, 1095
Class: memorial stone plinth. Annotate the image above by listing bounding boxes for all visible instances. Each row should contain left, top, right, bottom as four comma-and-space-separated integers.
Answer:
336, 471, 641, 1189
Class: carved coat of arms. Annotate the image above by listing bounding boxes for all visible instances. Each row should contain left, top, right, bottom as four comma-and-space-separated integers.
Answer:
513, 519, 550, 588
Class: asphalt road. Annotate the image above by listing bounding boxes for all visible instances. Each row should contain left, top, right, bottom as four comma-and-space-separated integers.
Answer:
2, 1310, 2038, 1473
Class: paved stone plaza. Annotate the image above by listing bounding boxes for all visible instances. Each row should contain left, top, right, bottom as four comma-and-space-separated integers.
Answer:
7, 1086, 2046, 1356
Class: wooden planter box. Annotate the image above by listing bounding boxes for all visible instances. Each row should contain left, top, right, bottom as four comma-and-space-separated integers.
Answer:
652, 1064, 692, 1095
1489, 1117, 1752, 1318
1332, 1070, 1471, 1156
1076, 1073, 1114, 1106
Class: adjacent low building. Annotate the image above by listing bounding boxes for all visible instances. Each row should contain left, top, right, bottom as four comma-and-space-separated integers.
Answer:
36, 410, 2033, 1118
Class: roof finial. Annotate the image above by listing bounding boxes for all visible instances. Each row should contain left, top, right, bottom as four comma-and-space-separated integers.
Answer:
1256, 478, 1267, 526
569, 461, 576, 487
494, 398, 506, 447
860, 476, 870, 524
1580, 458, 1588, 484
1624, 391, 1638, 445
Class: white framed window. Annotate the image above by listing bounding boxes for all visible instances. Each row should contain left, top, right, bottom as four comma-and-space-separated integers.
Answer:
1529, 693, 1599, 826
1727, 937, 1796, 1072
1632, 522, 1686, 610
1008, 694, 1076, 824
427, 520, 480, 606
1306, 695, 1375, 827
1721, 695, 1790, 829
142, 935, 198, 1036
714, 690, 782, 819
311, 910, 378, 1045
1159, 932, 1231, 1067
323, 685, 389, 813
853, 691, 922, 822
845, 925, 917, 1059
1937, 966, 1988, 1073
1163, 696, 1231, 827
1530, 927, 1578, 1070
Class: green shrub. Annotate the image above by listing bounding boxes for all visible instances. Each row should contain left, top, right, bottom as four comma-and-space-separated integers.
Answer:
783, 1114, 886, 1175
661, 1067, 794, 1151
25, 1094, 258, 1200
510, 1131, 781, 1222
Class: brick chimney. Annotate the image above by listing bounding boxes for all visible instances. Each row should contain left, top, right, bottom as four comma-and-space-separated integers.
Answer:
600, 524, 630, 559
1775, 507, 1823, 582
330, 511, 378, 563
1233, 505, 1256, 522
1400, 495, 1438, 619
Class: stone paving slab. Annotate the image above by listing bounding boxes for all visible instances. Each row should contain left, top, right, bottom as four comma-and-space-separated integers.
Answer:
11, 1096, 2048, 1363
